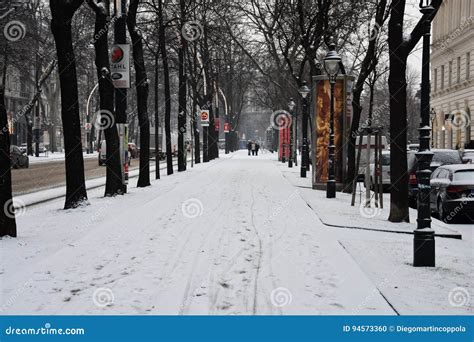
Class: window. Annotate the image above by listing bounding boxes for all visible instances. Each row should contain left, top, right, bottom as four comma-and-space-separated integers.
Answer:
467, 107, 472, 145
457, 57, 461, 83
434, 68, 438, 91
467, 52, 471, 80
441, 65, 445, 89
449, 61, 452, 86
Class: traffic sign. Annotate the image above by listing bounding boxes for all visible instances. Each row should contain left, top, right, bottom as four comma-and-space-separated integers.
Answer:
200, 110, 209, 127
214, 118, 220, 131
224, 122, 230, 133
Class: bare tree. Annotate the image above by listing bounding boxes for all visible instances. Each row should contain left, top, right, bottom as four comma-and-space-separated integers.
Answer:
387, 0, 441, 222
127, 0, 151, 186
50, 0, 88, 209
88, 0, 126, 196
0, 43, 16, 237
157, 0, 173, 175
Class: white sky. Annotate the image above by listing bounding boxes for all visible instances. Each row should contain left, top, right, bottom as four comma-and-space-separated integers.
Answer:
406, 0, 424, 77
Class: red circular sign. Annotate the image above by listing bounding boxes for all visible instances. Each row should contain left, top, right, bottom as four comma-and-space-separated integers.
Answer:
111, 46, 124, 63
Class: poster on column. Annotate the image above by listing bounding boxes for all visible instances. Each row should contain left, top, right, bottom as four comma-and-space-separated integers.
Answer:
312, 76, 351, 188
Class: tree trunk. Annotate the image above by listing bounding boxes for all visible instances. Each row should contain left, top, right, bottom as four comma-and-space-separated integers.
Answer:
50, 0, 88, 209
346, 89, 363, 192
154, 53, 160, 179
177, 0, 187, 171
88, 0, 125, 196
158, 0, 173, 175
388, 0, 409, 222
0, 43, 17, 237
127, 0, 150, 187
192, 49, 200, 164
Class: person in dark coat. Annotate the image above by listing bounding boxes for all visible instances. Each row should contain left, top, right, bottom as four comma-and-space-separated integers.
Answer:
255, 143, 260, 156
247, 141, 252, 155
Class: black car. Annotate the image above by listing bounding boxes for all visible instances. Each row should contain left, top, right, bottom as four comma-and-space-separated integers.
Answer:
407, 149, 463, 206
430, 165, 474, 222
10, 145, 29, 169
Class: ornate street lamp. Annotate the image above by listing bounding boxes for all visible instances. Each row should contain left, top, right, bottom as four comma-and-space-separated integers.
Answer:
414, 0, 436, 267
323, 41, 341, 198
299, 81, 310, 178
288, 98, 296, 168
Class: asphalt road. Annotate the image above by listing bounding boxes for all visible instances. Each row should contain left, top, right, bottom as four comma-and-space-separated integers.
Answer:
11, 157, 142, 195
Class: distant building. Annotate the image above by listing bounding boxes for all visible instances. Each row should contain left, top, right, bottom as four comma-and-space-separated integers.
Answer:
431, 0, 473, 149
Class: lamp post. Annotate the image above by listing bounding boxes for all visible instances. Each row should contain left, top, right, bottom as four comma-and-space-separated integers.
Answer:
299, 81, 310, 178
414, 0, 436, 267
288, 98, 296, 168
323, 42, 341, 199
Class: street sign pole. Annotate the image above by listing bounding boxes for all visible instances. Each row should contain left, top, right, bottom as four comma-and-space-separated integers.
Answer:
200, 110, 210, 162
114, 0, 129, 193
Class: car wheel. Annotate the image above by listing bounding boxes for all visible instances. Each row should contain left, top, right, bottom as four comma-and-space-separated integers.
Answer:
438, 198, 446, 221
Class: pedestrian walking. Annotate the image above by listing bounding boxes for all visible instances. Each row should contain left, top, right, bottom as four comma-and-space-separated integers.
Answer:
251, 142, 256, 156
255, 143, 260, 156
247, 141, 252, 156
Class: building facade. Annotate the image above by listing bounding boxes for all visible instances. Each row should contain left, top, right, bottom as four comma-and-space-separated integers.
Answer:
431, 0, 474, 149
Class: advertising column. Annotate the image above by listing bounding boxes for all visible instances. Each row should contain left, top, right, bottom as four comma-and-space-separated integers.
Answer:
311, 75, 355, 190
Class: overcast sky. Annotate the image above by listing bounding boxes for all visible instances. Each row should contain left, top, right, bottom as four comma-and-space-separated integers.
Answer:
406, 0, 424, 77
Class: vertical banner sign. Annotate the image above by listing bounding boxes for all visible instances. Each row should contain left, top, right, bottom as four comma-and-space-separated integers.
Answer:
214, 118, 220, 131
278, 127, 290, 160
224, 122, 230, 133
200, 110, 210, 127
110, 44, 131, 89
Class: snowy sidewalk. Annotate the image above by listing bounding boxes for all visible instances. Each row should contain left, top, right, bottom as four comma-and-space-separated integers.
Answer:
276, 160, 473, 315
1, 150, 394, 315
281, 167, 462, 239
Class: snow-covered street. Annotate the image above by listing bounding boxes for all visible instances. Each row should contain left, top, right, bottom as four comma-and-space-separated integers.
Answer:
0, 151, 472, 315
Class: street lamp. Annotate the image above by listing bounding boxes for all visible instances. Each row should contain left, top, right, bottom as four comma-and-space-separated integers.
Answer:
414, 0, 436, 267
323, 41, 341, 199
299, 81, 310, 178
288, 98, 296, 168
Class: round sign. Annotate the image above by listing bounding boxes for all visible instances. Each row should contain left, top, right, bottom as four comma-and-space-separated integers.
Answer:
111, 46, 124, 63
200, 111, 209, 121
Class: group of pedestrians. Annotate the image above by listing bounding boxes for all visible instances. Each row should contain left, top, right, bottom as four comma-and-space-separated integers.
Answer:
247, 141, 260, 156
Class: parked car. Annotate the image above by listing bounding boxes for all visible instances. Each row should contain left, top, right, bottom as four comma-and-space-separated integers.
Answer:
98, 140, 107, 166
10, 145, 29, 169
369, 150, 391, 191
462, 149, 474, 164
407, 149, 463, 206
430, 164, 474, 221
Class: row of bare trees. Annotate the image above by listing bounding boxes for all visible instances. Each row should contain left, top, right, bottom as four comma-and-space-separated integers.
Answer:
1, 0, 443, 237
